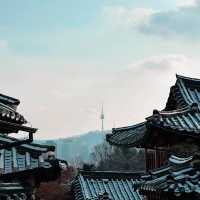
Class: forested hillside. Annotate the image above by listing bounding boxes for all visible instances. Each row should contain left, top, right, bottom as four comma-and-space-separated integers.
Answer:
37, 131, 106, 164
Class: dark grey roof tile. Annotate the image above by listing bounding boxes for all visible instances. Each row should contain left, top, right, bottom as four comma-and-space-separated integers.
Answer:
106, 122, 146, 147
72, 171, 143, 200
139, 154, 200, 196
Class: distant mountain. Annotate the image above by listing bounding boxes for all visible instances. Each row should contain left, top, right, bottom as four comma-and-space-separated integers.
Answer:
36, 131, 107, 164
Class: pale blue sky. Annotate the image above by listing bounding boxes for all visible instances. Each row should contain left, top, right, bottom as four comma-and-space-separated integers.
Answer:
0, 0, 200, 138
0, 0, 176, 56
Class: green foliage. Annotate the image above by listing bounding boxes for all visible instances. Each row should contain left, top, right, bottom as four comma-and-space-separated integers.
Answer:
90, 141, 145, 171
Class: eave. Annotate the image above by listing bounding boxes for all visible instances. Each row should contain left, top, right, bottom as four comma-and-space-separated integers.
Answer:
147, 104, 200, 140
106, 122, 147, 147
0, 134, 54, 153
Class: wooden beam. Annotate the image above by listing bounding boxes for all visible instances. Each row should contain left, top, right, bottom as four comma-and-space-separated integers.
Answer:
39, 155, 44, 167
0, 132, 33, 150
0, 119, 37, 133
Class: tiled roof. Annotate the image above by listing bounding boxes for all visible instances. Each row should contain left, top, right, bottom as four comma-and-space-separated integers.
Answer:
176, 75, 200, 105
0, 100, 26, 125
106, 75, 200, 147
148, 104, 200, 136
107, 108, 200, 147
106, 105, 200, 146
72, 170, 143, 200
165, 74, 200, 110
0, 93, 62, 188
0, 93, 20, 107
106, 122, 146, 147
0, 94, 37, 134
0, 182, 32, 199
138, 154, 200, 197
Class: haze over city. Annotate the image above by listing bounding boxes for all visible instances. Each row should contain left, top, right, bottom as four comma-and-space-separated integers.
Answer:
0, 0, 200, 139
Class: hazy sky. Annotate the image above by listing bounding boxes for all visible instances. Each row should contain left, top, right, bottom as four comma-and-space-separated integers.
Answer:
1, 0, 200, 139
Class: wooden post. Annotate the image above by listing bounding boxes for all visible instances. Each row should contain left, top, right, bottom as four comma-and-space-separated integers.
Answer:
145, 148, 148, 172
0, 149, 4, 174
155, 146, 158, 169
12, 147, 18, 172
26, 152, 31, 169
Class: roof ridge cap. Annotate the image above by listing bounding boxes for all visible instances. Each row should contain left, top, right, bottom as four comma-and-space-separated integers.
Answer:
112, 122, 146, 131
158, 103, 199, 115
176, 74, 200, 82
159, 107, 190, 115
79, 170, 144, 175
0, 93, 20, 105
146, 107, 190, 120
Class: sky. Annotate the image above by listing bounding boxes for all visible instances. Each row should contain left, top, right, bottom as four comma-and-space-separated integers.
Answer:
1, 0, 200, 139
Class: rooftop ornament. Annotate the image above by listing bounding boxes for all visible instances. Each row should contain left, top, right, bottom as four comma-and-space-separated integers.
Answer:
98, 192, 109, 200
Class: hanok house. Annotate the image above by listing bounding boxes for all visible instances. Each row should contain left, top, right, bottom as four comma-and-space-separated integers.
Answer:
135, 154, 200, 200
106, 75, 200, 172
72, 170, 143, 200
0, 93, 61, 199
71, 75, 200, 200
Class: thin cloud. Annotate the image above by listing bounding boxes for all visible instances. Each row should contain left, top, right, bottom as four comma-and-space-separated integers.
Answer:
140, 2, 200, 38
103, 1, 200, 38
128, 55, 190, 73
0, 40, 8, 48
176, 0, 197, 7
102, 6, 154, 29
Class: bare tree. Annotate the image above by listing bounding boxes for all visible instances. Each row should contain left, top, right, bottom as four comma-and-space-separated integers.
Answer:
90, 141, 145, 171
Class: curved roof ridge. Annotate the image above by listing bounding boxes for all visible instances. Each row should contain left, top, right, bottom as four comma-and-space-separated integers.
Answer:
79, 170, 144, 176
176, 74, 200, 82
164, 75, 200, 110
158, 106, 190, 116
106, 122, 146, 147
147, 106, 192, 120
0, 93, 20, 106
112, 122, 146, 132
169, 154, 193, 164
